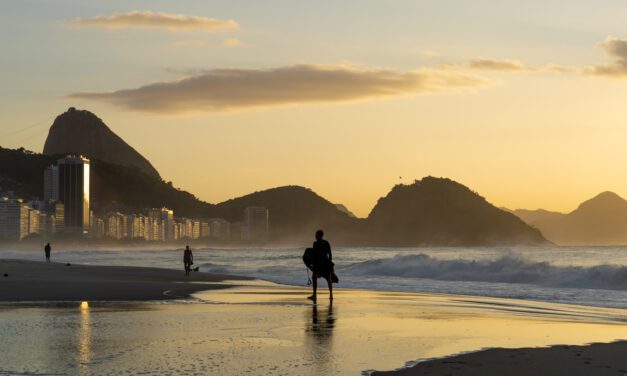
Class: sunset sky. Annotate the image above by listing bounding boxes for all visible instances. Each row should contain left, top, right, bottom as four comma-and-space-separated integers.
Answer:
2, 0, 627, 217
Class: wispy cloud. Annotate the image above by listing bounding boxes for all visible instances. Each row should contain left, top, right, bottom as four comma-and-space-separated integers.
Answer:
221, 38, 242, 48
68, 11, 238, 31
468, 58, 532, 72
69, 64, 490, 114
586, 36, 627, 77
170, 40, 212, 48
465, 58, 578, 74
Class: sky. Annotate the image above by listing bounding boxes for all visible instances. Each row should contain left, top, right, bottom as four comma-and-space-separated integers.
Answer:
2, 0, 627, 217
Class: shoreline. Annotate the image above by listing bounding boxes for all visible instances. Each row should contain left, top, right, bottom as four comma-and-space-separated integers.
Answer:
0, 259, 250, 301
0, 259, 626, 374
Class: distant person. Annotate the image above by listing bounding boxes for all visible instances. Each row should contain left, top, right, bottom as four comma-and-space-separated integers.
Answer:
44, 243, 51, 262
303, 230, 338, 303
183, 245, 194, 277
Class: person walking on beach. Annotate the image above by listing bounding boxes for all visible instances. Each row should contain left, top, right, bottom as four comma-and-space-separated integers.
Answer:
44, 243, 51, 262
183, 245, 194, 277
306, 230, 336, 303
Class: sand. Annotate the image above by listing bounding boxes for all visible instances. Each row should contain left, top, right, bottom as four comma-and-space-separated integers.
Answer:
1, 259, 626, 374
0, 259, 248, 301
372, 341, 627, 376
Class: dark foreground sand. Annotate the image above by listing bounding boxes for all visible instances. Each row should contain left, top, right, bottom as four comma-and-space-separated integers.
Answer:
0, 259, 249, 301
373, 341, 627, 376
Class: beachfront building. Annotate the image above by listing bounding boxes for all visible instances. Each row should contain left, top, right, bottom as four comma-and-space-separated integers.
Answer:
27, 208, 40, 235
56, 156, 90, 235
0, 198, 31, 240
39, 212, 56, 237
43, 165, 59, 201
148, 208, 174, 241
28, 199, 64, 237
229, 221, 246, 241
210, 218, 230, 240
185, 219, 193, 239
200, 221, 210, 238
105, 212, 125, 239
90, 217, 105, 238
172, 221, 180, 240
244, 206, 269, 241
52, 202, 64, 233
191, 220, 201, 240
126, 214, 143, 240
176, 218, 194, 239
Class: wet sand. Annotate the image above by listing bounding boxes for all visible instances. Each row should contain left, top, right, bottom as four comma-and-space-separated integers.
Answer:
373, 341, 627, 375
0, 260, 626, 374
196, 285, 627, 375
0, 259, 248, 301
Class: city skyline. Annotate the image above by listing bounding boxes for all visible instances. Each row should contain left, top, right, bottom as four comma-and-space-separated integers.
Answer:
3, 1, 627, 217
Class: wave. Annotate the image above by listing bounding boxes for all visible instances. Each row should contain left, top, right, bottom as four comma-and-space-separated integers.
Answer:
341, 254, 627, 291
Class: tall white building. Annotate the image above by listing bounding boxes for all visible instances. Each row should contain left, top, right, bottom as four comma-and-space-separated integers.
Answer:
200, 221, 210, 238
148, 208, 174, 241
27, 208, 40, 235
105, 212, 125, 239
0, 198, 30, 240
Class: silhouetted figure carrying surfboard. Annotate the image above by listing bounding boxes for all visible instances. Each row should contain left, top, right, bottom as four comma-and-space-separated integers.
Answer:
303, 230, 338, 303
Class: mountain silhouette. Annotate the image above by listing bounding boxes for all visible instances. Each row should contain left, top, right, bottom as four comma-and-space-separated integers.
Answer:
2, 146, 546, 246
514, 191, 627, 245
367, 177, 546, 245
208, 186, 362, 244
43, 108, 160, 177
334, 203, 357, 218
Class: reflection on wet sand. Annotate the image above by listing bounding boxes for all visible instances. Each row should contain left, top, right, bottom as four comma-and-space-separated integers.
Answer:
305, 302, 337, 374
2, 286, 626, 375
78, 302, 91, 373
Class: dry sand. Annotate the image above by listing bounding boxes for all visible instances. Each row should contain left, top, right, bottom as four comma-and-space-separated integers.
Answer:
373, 341, 627, 376
0, 259, 248, 301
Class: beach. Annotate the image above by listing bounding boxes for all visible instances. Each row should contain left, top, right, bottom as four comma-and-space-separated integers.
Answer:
0, 258, 626, 375
0, 259, 248, 301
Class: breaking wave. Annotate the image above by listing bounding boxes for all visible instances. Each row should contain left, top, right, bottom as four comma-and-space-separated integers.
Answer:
342, 254, 627, 291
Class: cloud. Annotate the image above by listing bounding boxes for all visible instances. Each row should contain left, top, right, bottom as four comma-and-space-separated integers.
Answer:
68, 64, 490, 114
466, 58, 580, 74
468, 58, 533, 72
543, 64, 579, 73
68, 11, 238, 31
221, 38, 242, 47
586, 36, 627, 76
170, 40, 212, 48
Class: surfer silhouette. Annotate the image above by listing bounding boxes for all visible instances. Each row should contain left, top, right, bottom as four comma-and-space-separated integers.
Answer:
303, 230, 337, 303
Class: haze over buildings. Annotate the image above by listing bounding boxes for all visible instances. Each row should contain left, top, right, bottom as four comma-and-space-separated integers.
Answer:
0, 154, 271, 243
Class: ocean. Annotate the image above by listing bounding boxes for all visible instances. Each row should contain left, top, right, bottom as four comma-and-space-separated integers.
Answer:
2, 245, 626, 309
